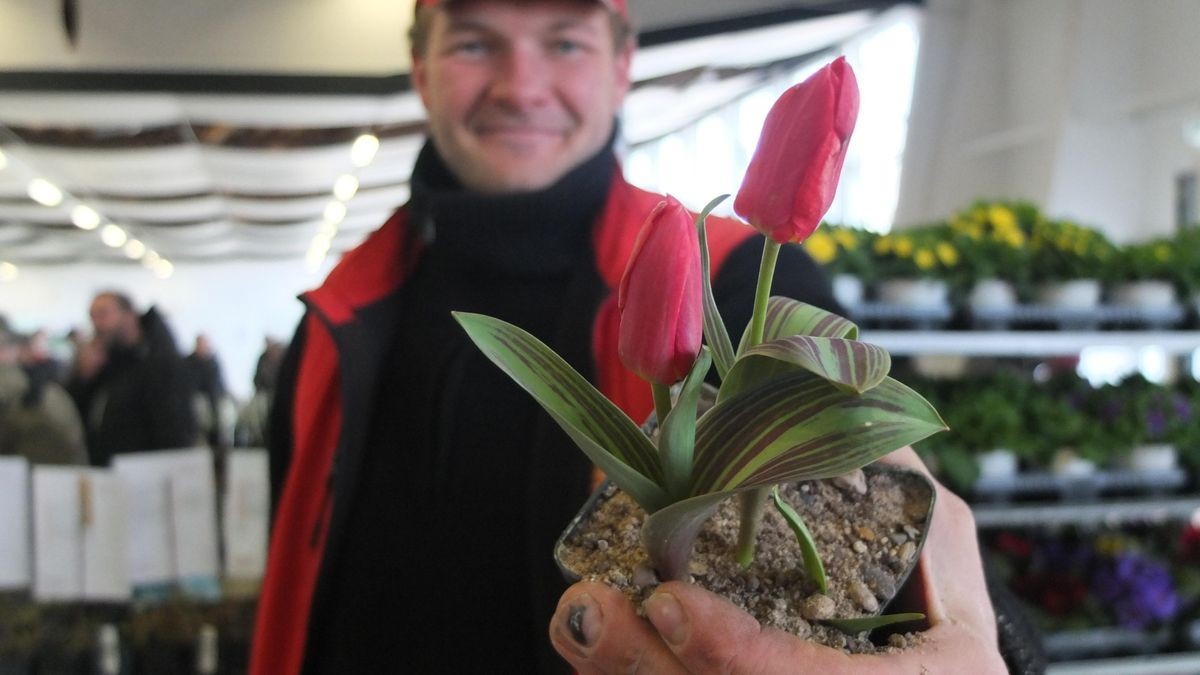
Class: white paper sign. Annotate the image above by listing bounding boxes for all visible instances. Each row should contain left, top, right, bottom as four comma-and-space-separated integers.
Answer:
113, 448, 219, 586
0, 457, 30, 589
32, 466, 130, 601
223, 449, 270, 581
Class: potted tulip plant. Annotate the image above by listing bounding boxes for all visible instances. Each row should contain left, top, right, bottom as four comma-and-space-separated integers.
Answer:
456, 58, 945, 648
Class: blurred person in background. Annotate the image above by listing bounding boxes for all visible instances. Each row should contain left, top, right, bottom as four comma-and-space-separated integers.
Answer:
0, 316, 88, 465
185, 332, 231, 447
67, 291, 198, 466
234, 336, 286, 448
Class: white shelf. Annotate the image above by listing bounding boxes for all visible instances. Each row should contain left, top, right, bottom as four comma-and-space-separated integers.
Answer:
1047, 651, 1200, 675
972, 496, 1200, 529
863, 330, 1200, 356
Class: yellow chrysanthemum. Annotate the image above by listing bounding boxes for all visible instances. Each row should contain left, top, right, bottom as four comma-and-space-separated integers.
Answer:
805, 231, 838, 264
935, 242, 959, 266
1074, 240, 1089, 256
894, 237, 914, 258
833, 229, 858, 249
988, 205, 1017, 232
1154, 244, 1171, 262
874, 237, 893, 254
914, 249, 936, 270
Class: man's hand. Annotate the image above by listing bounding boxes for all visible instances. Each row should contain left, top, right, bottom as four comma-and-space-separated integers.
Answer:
549, 448, 1007, 674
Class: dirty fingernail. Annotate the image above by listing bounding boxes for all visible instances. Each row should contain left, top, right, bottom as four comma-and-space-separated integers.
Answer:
564, 593, 601, 648
645, 592, 687, 646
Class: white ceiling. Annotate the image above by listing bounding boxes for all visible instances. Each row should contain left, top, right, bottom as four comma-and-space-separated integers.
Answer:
0, 3, 881, 270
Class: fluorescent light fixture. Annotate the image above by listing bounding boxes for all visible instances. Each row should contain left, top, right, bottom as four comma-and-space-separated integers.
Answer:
100, 224, 128, 248
334, 174, 359, 201
152, 259, 174, 279
123, 239, 146, 259
351, 134, 380, 168
71, 205, 101, 230
142, 250, 161, 267
28, 179, 63, 207
323, 201, 347, 224
0, 262, 17, 282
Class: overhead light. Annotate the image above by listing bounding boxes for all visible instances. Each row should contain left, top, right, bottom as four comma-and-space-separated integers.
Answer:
123, 239, 146, 259
0, 262, 17, 282
333, 174, 359, 201
318, 220, 338, 238
151, 259, 174, 279
323, 201, 347, 225
71, 205, 101, 230
0, 150, 7, 171
100, 224, 128, 248
28, 179, 63, 207
143, 250, 161, 267
351, 134, 379, 168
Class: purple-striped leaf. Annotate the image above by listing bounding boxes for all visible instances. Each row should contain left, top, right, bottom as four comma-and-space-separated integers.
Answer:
738, 297, 858, 353
720, 335, 890, 401
641, 492, 727, 582
453, 312, 671, 513
692, 372, 945, 494
696, 194, 737, 379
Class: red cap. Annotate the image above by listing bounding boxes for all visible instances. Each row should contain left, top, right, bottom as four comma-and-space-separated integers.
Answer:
415, 0, 628, 21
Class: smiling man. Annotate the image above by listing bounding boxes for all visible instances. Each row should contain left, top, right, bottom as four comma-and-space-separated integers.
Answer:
249, 1, 841, 673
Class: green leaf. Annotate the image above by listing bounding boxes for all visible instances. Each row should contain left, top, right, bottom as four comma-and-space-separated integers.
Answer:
759, 296, 860, 345
771, 487, 826, 593
696, 194, 736, 380
692, 374, 946, 494
824, 613, 926, 634
641, 492, 727, 582
720, 335, 891, 401
453, 312, 671, 513
659, 349, 711, 500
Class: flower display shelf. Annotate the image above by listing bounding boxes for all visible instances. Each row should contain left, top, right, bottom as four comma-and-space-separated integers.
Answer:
863, 330, 1200, 357
847, 301, 953, 329
1042, 625, 1172, 660
970, 304, 1187, 331
1046, 651, 1200, 675
972, 496, 1200, 529
973, 468, 1189, 502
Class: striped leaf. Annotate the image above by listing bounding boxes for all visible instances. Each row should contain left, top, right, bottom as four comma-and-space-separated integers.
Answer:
641, 492, 727, 582
691, 372, 945, 494
737, 297, 858, 355
659, 349, 711, 500
696, 194, 736, 380
453, 312, 671, 513
720, 335, 891, 401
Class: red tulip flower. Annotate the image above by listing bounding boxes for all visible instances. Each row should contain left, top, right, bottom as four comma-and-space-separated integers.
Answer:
618, 197, 703, 385
734, 56, 859, 244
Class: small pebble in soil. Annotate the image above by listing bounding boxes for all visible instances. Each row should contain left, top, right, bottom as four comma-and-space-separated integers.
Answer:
889, 532, 908, 545
903, 525, 920, 539
888, 633, 909, 649
862, 565, 896, 599
849, 580, 879, 613
852, 541, 868, 554
833, 469, 868, 496
899, 541, 917, 564
857, 527, 876, 541
596, 539, 609, 552
801, 594, 836, 621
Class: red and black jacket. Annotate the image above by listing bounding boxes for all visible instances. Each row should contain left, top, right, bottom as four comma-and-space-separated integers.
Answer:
248, 171, 767, 675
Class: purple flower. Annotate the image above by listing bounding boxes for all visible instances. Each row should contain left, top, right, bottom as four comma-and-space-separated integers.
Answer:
1090, 552, 1180, 629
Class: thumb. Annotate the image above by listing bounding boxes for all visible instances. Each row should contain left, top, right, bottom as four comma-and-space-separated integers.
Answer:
642, 582, 864, 674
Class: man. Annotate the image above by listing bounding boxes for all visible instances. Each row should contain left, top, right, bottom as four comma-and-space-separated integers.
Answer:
252, 1, 1007, 673
185, 333, 229, 447
67, 292, 197, 466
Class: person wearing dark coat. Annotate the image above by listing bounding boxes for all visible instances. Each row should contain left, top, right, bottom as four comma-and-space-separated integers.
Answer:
68, 291, 198, 467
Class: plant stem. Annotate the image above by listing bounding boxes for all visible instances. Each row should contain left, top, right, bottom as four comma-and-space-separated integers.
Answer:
651, 382, 673, 432
746, 239, 782, 352
735, 489, 768, 568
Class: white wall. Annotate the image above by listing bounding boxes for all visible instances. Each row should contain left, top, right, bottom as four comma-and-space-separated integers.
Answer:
0, 258, 331, 400
897, 0, 1200, 241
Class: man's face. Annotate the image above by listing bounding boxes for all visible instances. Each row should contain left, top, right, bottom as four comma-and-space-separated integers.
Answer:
89, 296, 133, 347
411, 0, 633, 193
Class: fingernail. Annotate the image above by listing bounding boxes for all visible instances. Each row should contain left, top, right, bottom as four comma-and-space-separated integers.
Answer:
563, 593, 601, 648
645, 592, 687, 646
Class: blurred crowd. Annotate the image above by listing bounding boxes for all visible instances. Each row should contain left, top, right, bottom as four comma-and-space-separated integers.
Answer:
0, 291, 286, 470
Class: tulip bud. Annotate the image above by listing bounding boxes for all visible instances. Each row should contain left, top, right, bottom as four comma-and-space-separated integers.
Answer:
618, 197, 703, 385
734, 56, 859, 244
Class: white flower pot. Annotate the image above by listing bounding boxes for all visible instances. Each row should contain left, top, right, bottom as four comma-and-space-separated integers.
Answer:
977, 449, 1018, 480
831, 274, 865, 309
876, 278, 949, 309
1051, 448, 1097, 477
1128, 443, 1178, 473
968, 279, 1018, 311
1036, 279, 1102, 309
1110, 280, 1177, 309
